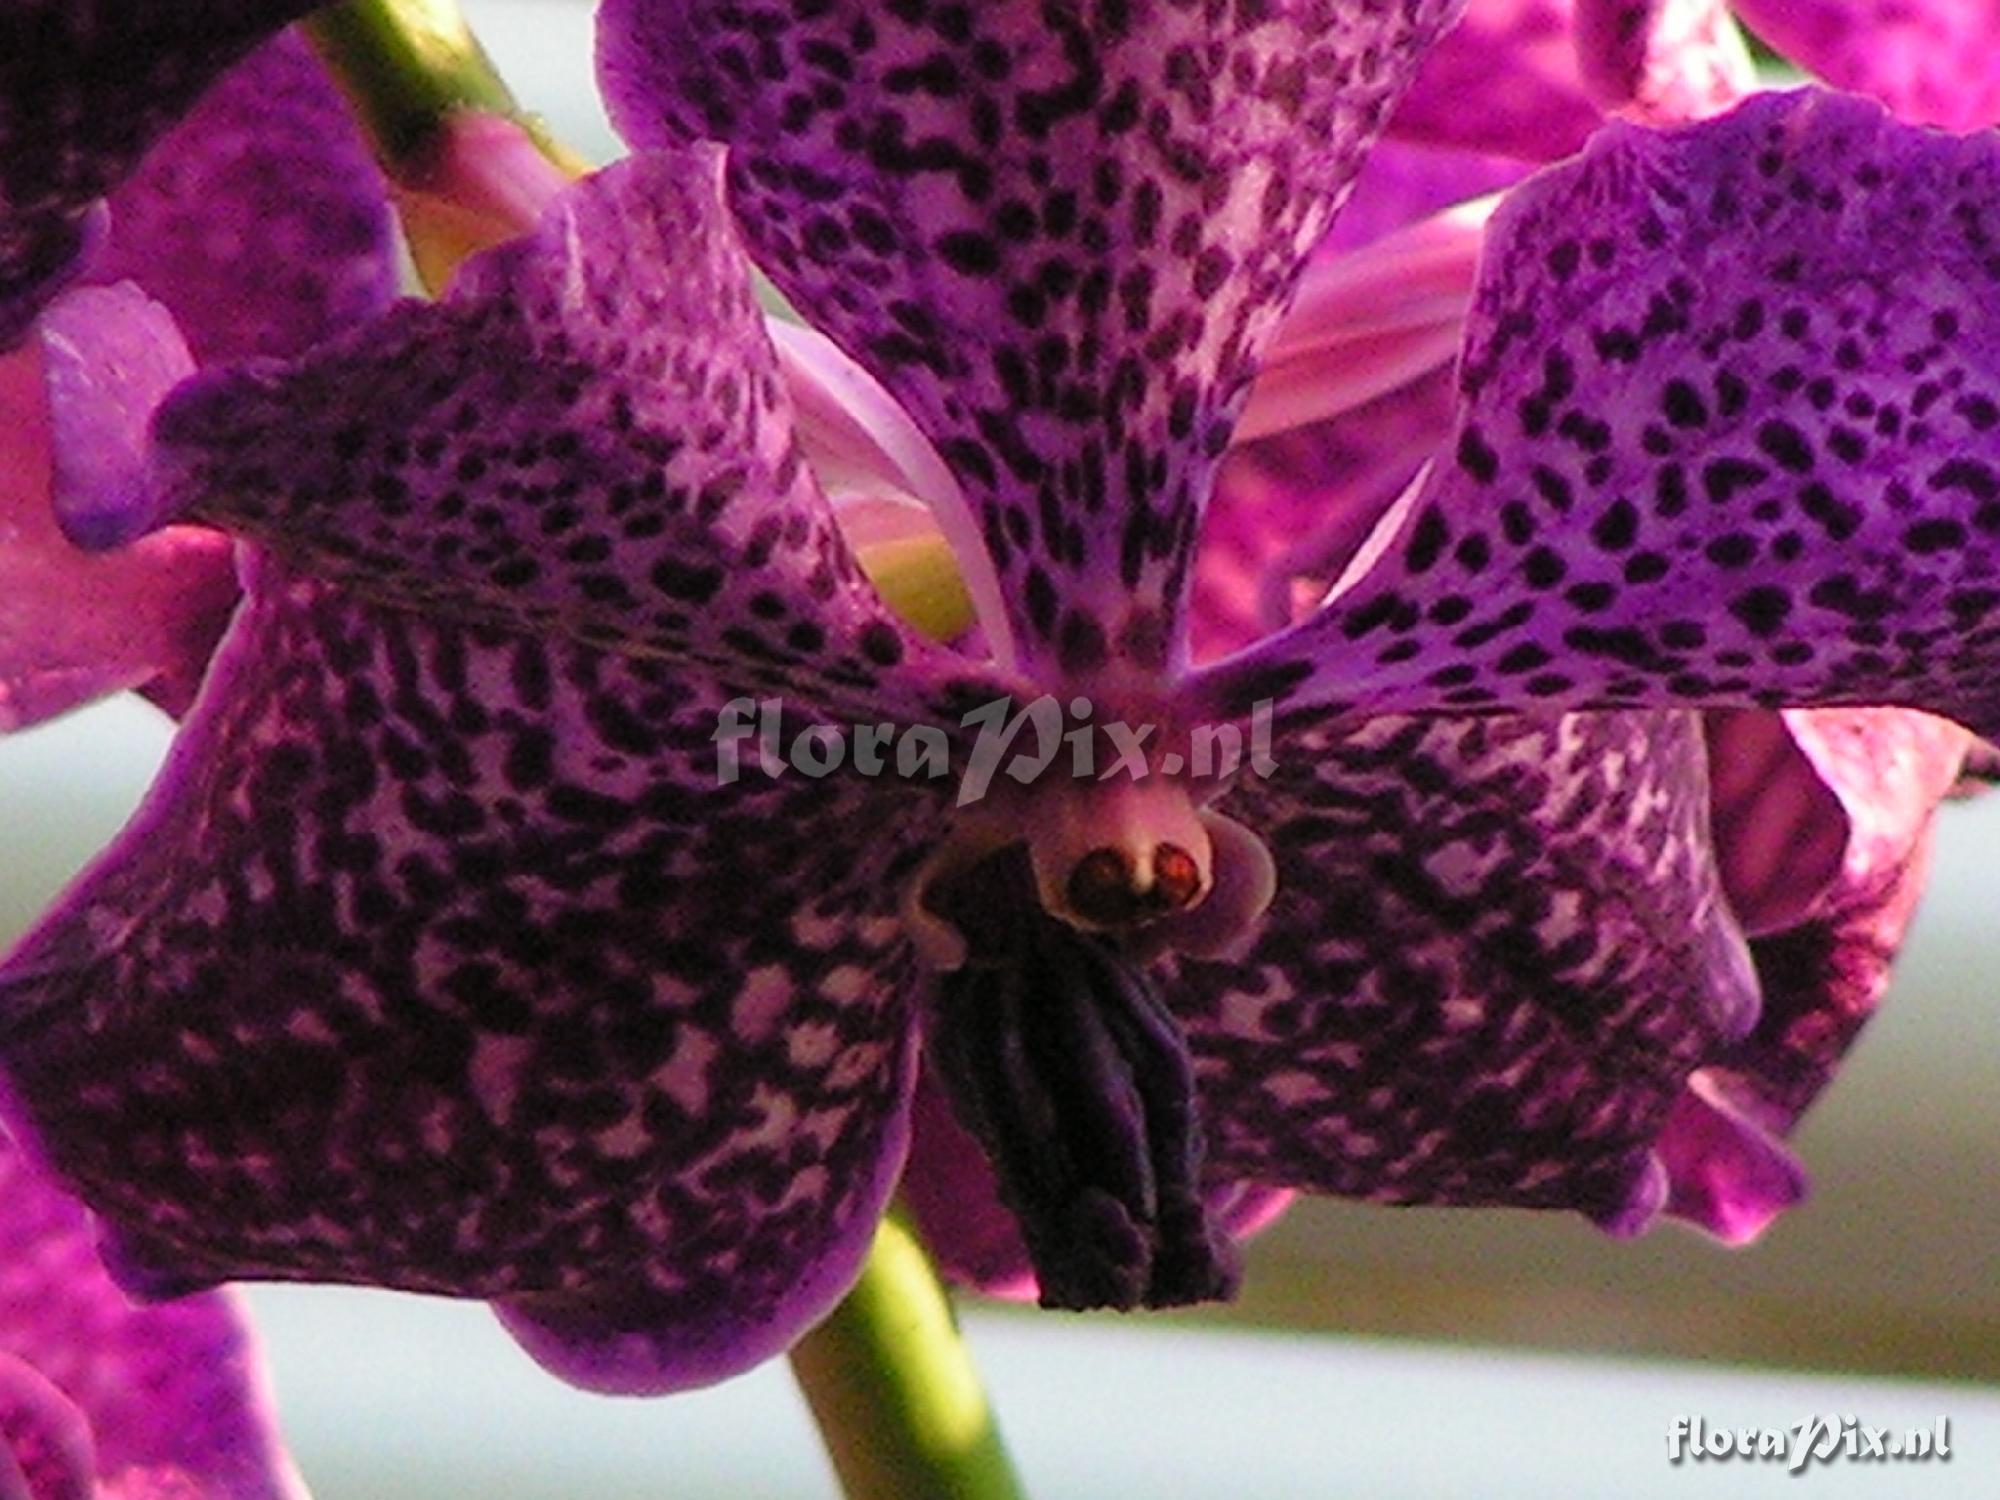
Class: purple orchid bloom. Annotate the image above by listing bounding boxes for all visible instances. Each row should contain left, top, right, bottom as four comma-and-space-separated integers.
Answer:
1, 27, 395, 729
0, 1131, 308, 1499
1, 0, 1995, 1399
1182, 0, 1984, 1247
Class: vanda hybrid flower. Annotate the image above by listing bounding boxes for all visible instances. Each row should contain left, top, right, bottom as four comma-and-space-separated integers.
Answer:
2, 0, 1998, 1397
0, 1132, 307, 1499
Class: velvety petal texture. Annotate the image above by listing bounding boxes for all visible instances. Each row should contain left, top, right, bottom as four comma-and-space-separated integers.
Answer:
53, 154, 1008, 726
0, 1131, 305, 1498
1164, 710, 1755, 1231
899, 1070, 1292, 1300
1195, 91, 2000, 739
601, 0, 1467, 685
1387, 0, 1604, 163
0, 559, 945, 1395
1731, 0, 2000, 131
90, 31, 396, 364
0, 1, 320, 343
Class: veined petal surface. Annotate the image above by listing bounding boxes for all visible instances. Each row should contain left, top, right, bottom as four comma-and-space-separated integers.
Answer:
1165, 710, 1756, 1231
1194, 91, 2000, 740
0, 563, 945, 1395
50, 154, 1009, 725
602, 0, 1467, 686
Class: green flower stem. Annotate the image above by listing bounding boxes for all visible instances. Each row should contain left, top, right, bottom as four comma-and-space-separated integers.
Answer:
303, 0, 563, 174
790, 1213, 1030, 1500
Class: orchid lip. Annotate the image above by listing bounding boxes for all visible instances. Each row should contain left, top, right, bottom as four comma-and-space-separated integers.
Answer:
921, 847, 1238, 1311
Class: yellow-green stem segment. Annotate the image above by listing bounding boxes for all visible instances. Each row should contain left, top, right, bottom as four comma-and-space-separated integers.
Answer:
791, 1213, 1029, 1500
303, 0, 562, 172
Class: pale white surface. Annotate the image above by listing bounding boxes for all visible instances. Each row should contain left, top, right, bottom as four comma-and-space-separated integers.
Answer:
244, 1285, 1997, 1500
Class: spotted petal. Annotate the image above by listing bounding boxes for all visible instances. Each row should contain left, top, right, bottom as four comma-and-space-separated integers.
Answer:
1731, 0, 2000, 130
90, 30, 396, 364
0, 563, 945, 1394
48, 153, 1008, 725
1193, 90, 2000, 739
601, 0, 1467, 684
0, 1131, 306, 1498
1166, 710, 1756, 1231
0, 1, 321, 343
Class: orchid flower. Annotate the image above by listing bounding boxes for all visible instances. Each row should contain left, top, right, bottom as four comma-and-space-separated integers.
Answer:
1, 25, 396, 729
1195, 0, 1986, 1259
0, 1131, 308, 1500
2, 0, 1997, 1410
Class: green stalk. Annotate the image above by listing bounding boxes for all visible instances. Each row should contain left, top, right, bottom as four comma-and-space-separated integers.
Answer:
302, 0, 557, 171
790, 1213, 1029, 1500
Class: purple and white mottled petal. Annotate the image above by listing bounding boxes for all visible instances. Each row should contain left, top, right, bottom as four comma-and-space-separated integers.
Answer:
0, 1, 321, 344
601, 0, 1467, 687
1386, 0, 1602, 163
1713, 707, 1968, 1125
0, 1133, 306, 1499
1164, 710, 1757, 1231
1659, 707, 1966, 1240
49, 154, 1010, 725
1573, 0, 1753, 127
1192, 91, 2000, 738
90, 31, 396, 364
0, 562, 945, 1396
898, 1069, 1291, 1301
0, 343, 235, 733
1731, 0, 2000, 131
